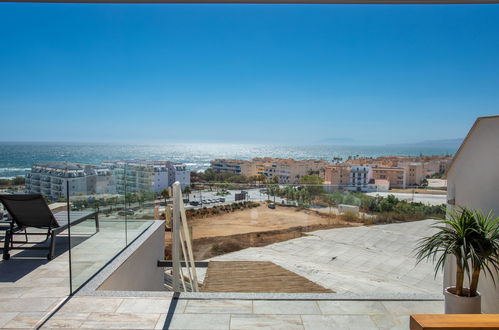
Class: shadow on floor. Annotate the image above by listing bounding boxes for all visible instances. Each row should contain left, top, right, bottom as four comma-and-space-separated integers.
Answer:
0, 233, 93, 282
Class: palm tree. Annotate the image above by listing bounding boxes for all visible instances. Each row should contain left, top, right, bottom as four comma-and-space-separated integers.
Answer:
161, 188, 170, 204
415, 208, 499, 297
183, 185, 192, 200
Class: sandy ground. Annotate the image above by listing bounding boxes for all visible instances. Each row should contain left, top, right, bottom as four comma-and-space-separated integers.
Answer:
166, 204, 357, 243
189, 204, 353, 239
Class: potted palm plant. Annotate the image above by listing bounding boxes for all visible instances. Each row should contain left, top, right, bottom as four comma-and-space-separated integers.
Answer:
415, 208, 499, 314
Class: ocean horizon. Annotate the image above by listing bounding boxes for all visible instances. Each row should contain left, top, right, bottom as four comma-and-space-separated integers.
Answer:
0, 141, 457, 179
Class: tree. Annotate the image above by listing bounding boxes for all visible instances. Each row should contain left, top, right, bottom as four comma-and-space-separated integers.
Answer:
299, 175, 324, 197
161, 189, 170, 205
183, 185, 192, 199
11, 176, 25, 185
108, 197, 118, 212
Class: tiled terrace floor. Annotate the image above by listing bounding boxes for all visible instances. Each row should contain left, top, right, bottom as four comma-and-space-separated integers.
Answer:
0, 219, 152, 329
40, 295, 443, 329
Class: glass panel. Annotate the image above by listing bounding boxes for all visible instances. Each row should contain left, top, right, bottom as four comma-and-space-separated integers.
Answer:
68, 165, 128, 291
165, 181, 446, 294
67, 161, 155, 292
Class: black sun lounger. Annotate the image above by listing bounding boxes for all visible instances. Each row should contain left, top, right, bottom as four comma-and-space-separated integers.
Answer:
0, 194, 99, 260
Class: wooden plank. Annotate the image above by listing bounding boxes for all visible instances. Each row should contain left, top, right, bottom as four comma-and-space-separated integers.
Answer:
201, 261, 334, 293
410, 314, 499, 330
180, 194, 199, 292
171, 183, 181, 292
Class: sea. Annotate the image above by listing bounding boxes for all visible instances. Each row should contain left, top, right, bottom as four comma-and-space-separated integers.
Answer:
0, 142, 457, 179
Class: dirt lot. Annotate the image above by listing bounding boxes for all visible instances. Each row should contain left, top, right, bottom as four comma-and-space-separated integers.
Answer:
169, 204, 356, 240
165, 203, 361, 259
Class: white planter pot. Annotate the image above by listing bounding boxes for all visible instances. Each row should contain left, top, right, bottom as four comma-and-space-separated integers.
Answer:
444, 287, 481, 314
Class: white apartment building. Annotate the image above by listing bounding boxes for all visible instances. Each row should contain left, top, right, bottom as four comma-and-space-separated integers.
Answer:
103, 160, 190, 193
349, 165, 373, 192
25, 162, 116, 199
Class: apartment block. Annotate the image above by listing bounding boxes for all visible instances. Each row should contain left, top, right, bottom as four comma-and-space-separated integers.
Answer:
323, 164, 351, 188
372, 167, 406, 188
103, 160, 190, 193
25, 162, 116, 199
210, 159, 257, 177
403, 162, 424, 186
211, 158, 329, 183
349, 165, 373, 192
254, 158, 329, 183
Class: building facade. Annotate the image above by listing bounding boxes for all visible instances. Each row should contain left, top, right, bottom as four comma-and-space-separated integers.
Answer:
323, 165, 351, 189
372, 167, 406, 188
209, 159, 257, 177
349, 166, 373, 192
103, 160, 190, 193
402, 162, 424, 186
25, 162, 116, 199
211, 158, 329, 183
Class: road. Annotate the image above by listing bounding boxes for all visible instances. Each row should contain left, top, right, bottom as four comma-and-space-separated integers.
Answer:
185, 188, 288, 209
366, 191, 447, 206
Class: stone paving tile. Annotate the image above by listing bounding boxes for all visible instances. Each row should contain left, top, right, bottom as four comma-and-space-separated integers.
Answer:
184, 300, 252, 314
116, 298, 174, 314
15, 276, 68, 288
301, 314, 379, 330
0, 312, 18, 328
43, 312, 90, 329
0, 287, 29, 298
381, 301, 443, 315
20, 285, 70, 298
167, 313, 231, 330
2, 312, 46, 329
61, 297, 124, 313
253, 300, 320, 315
154, 314, 169, 330
42, 319, 85, 329
80, 312, 160, 329
0, 297, 60, 312
210, 220, 442, 296
318, 301, 388, 315
230, 314, 304, 330
370, 313, 409, 330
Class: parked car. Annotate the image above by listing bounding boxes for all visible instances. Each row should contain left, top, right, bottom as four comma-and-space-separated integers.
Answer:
219, 198, 225, 203
268, 203, 276, 209
118, 209, 134, 216
189, 201, 199, 206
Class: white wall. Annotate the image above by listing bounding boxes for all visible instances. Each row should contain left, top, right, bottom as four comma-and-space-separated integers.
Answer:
153, 171, 170, 192
98, 222, 166, 291
175, 170, 191, 188
446, 116, 499, 314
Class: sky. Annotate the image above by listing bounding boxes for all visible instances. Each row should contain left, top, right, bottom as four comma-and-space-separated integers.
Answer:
0, 3, 498, 145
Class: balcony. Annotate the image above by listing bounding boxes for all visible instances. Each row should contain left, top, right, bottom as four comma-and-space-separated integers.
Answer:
0, 183, 467, 329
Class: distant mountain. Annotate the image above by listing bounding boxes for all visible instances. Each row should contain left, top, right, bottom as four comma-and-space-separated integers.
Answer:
388, 138, 463, 148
